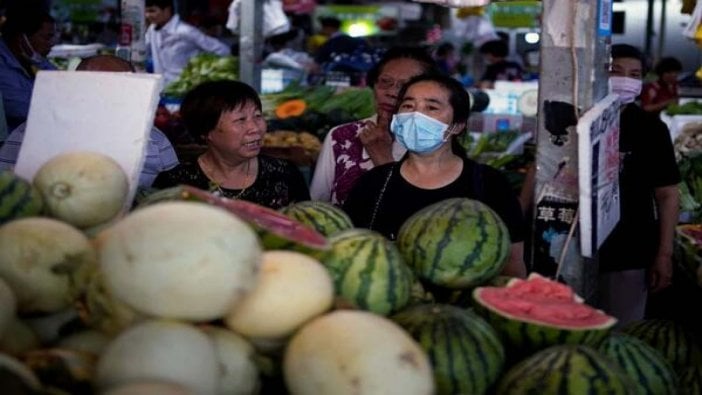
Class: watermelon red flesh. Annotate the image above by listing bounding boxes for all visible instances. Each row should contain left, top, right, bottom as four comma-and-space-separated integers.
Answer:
476, 275, 614, 330
473, 274, 616, 359
141, 185, 329, 250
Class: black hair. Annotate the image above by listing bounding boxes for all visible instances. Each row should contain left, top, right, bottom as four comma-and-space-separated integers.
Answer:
436, 42, 455, 57
319, 16, 341, 29
180, 80, 262, 141
479, 39, 508, 58
395, 73, 471, 156
366, 46, 439, 88
145, 0, 173, 9
1, 3, 53, 37
654, 57, 682, 76
611, 44, 644, 63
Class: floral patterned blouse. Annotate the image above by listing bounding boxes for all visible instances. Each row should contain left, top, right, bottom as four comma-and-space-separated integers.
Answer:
310, 116, 406, 206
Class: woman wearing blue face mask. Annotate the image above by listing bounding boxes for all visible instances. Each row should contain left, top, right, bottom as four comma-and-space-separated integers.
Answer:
343, 73, 527, 278
0, 3, 57, 132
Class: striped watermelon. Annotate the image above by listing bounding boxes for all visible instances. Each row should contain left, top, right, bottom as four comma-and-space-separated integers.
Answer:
622, 319, 702, 372
137, 185, 329, 251
391, 304, 504, 395
0, 171, 43, 225
396, 198, 510, 289
497, 345, 635, 395
280, 201, 353, 237
322, 229, 413, 316
473, 274, 616, 358
679, 365, 702, 395
599, 333, 677, 395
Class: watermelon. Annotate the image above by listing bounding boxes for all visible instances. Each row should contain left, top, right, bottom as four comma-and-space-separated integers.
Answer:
396, 198, 510, 289
679, 365, 702, 395
136, 185, 329, 251
472, 273, 616, 357
280, 201, 353, 237
622, 319, 702, 372
598, 333, 677, 395
322, 229, 414, 316
391, 304, 504, 395
496, 345, 635, 395
0, 170, 43, 225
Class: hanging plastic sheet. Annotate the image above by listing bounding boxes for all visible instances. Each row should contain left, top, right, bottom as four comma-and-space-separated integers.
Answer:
226, 0, 291, 38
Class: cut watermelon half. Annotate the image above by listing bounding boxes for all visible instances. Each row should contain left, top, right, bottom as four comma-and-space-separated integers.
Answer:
136, 185, 329, 251
473, 273, 616, 357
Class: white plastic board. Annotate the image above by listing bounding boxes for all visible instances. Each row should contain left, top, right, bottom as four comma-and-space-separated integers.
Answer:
577, 93, 621, 258
15, 70, 162, 211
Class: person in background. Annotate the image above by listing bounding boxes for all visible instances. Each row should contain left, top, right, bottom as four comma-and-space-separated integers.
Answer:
0, 54, 179, 188
641, 57, 682, 114
598, 44, 680, 327
0, 3, 57, 131
310, 46, 440, 206
313, 16, 365, 67
263, 29, 315, 73
434, 42, 458, 76
478, 39, 523, 89
153, 80, 309, 209
144, 0, 230, 86
343, 73, 526, 277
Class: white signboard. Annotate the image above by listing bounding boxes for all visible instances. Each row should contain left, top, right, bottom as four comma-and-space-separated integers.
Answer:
577, 93, 621, 257
15, 71, 162, 211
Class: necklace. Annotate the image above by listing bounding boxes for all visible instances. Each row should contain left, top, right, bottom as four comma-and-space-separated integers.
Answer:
199, 156, 251, 199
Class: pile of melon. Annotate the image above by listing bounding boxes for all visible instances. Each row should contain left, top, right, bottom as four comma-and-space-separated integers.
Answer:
1, 152, 701, 394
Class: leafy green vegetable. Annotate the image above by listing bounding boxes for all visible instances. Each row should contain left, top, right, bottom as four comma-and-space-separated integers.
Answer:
163, 54, 239, 97
666, 101, 702, 116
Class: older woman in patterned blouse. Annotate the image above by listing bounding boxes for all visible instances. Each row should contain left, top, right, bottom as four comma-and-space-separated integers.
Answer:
153, 80, 309, 209
309, 46, 439, 206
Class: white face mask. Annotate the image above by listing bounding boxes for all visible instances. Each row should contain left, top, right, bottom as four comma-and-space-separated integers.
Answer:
609, 76, 642, 104
22, 34, 44, 64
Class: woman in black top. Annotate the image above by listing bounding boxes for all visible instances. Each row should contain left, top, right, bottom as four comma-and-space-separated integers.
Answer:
153, 80, 309, 209
343, 73, 526, 278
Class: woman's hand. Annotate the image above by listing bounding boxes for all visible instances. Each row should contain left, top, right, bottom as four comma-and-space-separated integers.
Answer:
360, 120, 394, 166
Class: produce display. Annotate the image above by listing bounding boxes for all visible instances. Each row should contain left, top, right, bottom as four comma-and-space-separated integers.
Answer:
676, 224, 702, 287
397, 197, 511, 289
473, 273, 617, 358
622, 319, 702, 371
391, 304, 504, 395
496, 345, 635, 395
279, 200, 353, 237
666, 101, 702, 115
0, 170, 43, 225
676, 123, 702, 222
162, 53, 239, 98
1, 150, 701, 394
322, 228, 414, 316
598, 333, 677, 395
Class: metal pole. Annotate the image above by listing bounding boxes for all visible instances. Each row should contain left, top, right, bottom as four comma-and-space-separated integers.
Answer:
645, 0, 655, 61
239, 0, 264, 92
531, 0, 610, 300
657, 0, 667, 62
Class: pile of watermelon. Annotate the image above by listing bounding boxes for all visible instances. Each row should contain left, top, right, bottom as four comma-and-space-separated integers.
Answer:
2, 165, 702, 395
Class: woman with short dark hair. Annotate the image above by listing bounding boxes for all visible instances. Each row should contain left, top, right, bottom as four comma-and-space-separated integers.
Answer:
153, 80, 310, 209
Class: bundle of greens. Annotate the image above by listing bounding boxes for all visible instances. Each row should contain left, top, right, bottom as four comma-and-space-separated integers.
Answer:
163, 54, 239, 97
676, 123, 702, 222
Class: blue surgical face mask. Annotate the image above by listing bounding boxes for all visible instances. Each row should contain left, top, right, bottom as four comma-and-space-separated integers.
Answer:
391, 111, 449, 154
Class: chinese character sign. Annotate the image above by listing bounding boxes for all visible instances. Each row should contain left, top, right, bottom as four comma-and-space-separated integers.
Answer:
577, 94, 621, 257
